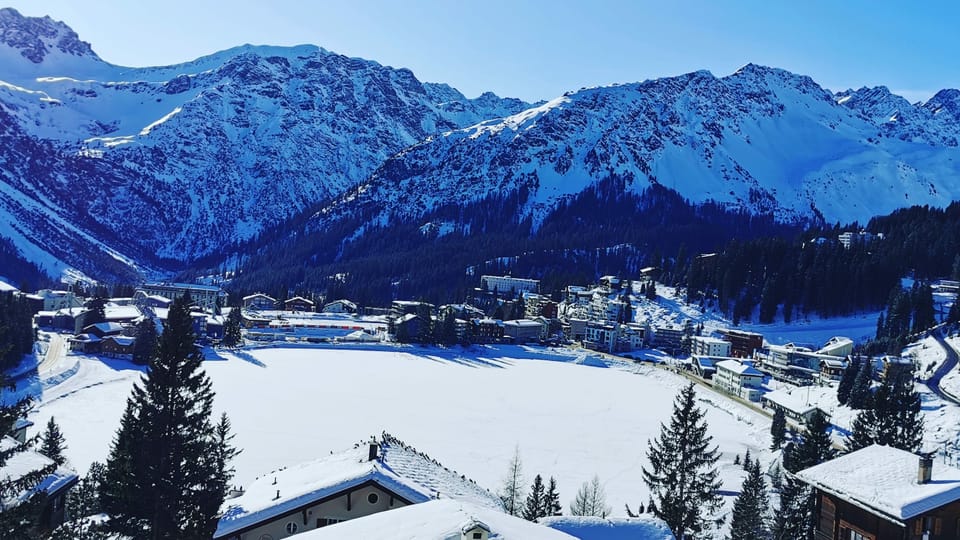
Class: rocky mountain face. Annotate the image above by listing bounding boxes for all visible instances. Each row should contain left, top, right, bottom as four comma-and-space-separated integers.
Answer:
0, 8, 531, 280
2, 7, 960, 284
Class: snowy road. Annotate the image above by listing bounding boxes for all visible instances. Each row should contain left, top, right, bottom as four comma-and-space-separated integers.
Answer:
930, 330, 960, 404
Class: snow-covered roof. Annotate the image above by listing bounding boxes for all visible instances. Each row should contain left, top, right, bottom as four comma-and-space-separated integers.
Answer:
323, 299, 356, 310
285, 296, 315, 305
760, 388, 818, 415
104, 336, 135, 347
0, 279, 18, 292
716, 359, 763, 377
796, 445, 960, 523
69, 333, 101, 343
542, 515, 675, 540
0, 436, 78, 508
692, 336, 728, 345
215, 436, 502, 538
242, 293, 276, 302
296, 499, 574, 539
105, 305, 141, 320
85, 322, 125, 334
502, 319, 543, 328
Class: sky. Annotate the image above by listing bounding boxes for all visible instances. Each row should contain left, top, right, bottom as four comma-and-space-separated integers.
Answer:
5, 0, 960, 104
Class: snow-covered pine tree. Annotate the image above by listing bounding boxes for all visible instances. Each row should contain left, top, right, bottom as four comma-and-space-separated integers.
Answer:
774, 410, 835, 540
847, 364, 923, 453
131, 317, 159, 366
728, 460, 769, 540
543, 476, 562, 517
770, 407, 787, 451
522, 474, 545, 521
498, 445, 524, 516
847, 358, 874, 409
221, 307, 243, 348
643, 383, 722, 539
100, 295, 238, 539
836, 355, 861, 405
39, 416, 67, 466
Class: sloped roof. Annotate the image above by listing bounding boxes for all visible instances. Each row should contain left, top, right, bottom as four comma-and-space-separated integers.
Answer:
0, 436, 78, 509
796, 445, 960, 523
760, 388, 818, 416
716, 359, 763, 377
296, 499, 574, 539
542, 515, 675, 540
215, 435, 502, 538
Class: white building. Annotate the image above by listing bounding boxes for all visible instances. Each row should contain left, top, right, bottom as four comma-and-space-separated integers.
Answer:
480, 275, 540, 295
690, 336, 732, 357
714, 359, 764, 401
136, 283, 227, 312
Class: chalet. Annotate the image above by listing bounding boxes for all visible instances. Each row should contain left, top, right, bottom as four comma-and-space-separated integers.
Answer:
717, 329, 763, 358
68, 333, 101, 354
297, 499, 577, 539
691, 336, 732, 357
797, 445, 960, 540
502, 319, 544, 343
0, 436, 78, 531
81, 322, 125, 339
322, 299, 357, 314
242, 293, 277, 311
101, 335, 136, 358
714, 359, 764, 401
284, 296, 315, 312
820, 357, 847, 380
214, 434, 502, 540
135, 282, 227, 312
761, 388, 822, 426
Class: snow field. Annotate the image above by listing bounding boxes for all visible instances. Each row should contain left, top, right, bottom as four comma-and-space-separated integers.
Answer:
29, 345, 772, 521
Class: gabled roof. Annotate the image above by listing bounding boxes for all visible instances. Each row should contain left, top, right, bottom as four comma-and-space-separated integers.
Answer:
284, 296, 314, 305
760, 388, 818, 416
84, 322, 125, 334
796, 445, 960, 524
215, 436, 502, 538
716, 359, 763, 377
0, 436, 78, 509
295, 499, 574, 539
542, 515, 675, 539
242, 293, 276, 302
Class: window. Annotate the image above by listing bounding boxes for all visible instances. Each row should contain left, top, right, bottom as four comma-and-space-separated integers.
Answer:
367, 492, 379, 505
285, 522, 298, 534
317, 518, 343, 528
472, 533, 483, 539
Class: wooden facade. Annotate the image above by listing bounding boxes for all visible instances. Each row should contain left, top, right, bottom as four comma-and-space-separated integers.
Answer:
815, 491, 960, 540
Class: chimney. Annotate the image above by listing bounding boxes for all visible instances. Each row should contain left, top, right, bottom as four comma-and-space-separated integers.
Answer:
919, 453, 934, 484
369, 442, 379, 462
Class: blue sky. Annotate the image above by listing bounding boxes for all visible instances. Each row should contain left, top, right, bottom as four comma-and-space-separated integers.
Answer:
7, 0, 959, 103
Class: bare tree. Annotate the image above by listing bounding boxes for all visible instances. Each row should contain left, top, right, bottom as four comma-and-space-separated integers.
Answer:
498, 445, 525, 516
570, 475, 610, 517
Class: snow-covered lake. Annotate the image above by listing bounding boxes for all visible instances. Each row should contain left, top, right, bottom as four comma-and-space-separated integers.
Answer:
29, 344, 772, 519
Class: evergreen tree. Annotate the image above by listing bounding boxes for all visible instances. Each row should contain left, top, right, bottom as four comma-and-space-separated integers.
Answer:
543, 477, 562, 517
132, 318, 159, 366
774, 410, 835, 540
846, 365, 923, 453
522, 474, 545, 521
221, 308, 243, 348
912, 284, 936, 333
836, 355, 861, 405
498, 445, 524, 516
770, 408, 787, 451
646, 280, 658, 301
86, 295, 107, 326
847, 358, 874, 409
743, 448, 752, 470
100, 295, 238, 539
569, 475, 610, 517
728, 460, 769, 540
51, 462, 108, 539
40, 416, 67, 466
643, 383, 722, 539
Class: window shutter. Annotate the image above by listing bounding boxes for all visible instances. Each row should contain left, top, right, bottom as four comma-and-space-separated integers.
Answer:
935, 517, 942, 534
914, 519, 923, 535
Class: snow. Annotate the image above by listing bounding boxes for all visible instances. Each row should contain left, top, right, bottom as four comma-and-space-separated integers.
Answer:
0, 436, 77, 508
904, 336, 946, 381
716, 359, 762, 376
30, 344, 774, 527
295, 499, 575, 540
796, 444, 960, 523
938, 336, 960, 399
542, 515, 674, 540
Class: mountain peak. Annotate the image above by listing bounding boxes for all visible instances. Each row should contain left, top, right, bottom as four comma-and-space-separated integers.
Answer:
925, 88, 960, 119
0, 7, 97, 63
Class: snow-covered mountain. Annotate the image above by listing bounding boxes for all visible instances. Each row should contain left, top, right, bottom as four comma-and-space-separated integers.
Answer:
4, 7, 960, 283
315, 65, 960, 238
0, 8, 532, 279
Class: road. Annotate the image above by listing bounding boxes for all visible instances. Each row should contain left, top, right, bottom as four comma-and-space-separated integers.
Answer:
928, 329, 960, 404
37, 333, 66, 375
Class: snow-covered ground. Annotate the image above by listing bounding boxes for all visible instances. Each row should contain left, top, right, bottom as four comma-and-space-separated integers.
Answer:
904, 336, 947, 381
28, 344, 772, 524
938, 336, 960, 401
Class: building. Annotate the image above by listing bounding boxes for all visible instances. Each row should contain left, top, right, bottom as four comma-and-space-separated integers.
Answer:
502, 319, 544, 343
691, 336, 732, 358
718, 329, 763, 359
469, 319, 504, 343
136, 283, 227, 312
0, 436, 78, 531
101, 335, 136, 358
322, 299, 357, 314
297, 499, 576, 540
242, 293, 277, 311
797, 445, 960, 540
654, 322, 691, 355
480, 275, 540, 295
818, 336, 854, 357
692, 356, 716, 379
714, 359, 764, 401
542, 515, 675, 540
284, 296, 315, 312
214, 434, 503, 540
34, 289, 83, 312
838, 230, 880, 249
761, 388, 822, 426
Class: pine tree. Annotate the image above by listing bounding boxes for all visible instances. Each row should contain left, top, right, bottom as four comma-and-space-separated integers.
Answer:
836, 355, 861, 405
569, 475, 610, 517
774, 410, 835, 540
646, 280, 658, 301
643, 383, 722, 539
132, 318, 159, 366
543, 477, 562, 517
40, 416, 67, 466
743, 448, 752, 470
770, 408, 787, 451
522, 474, 545, 521
221, 308, 243, 348
498, 445, 524, 516
51, 462, 108, 539
100, 295, 238, 539
847, 358, 874, 409
728, 460, 769, 540
846, 365, 923, 453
